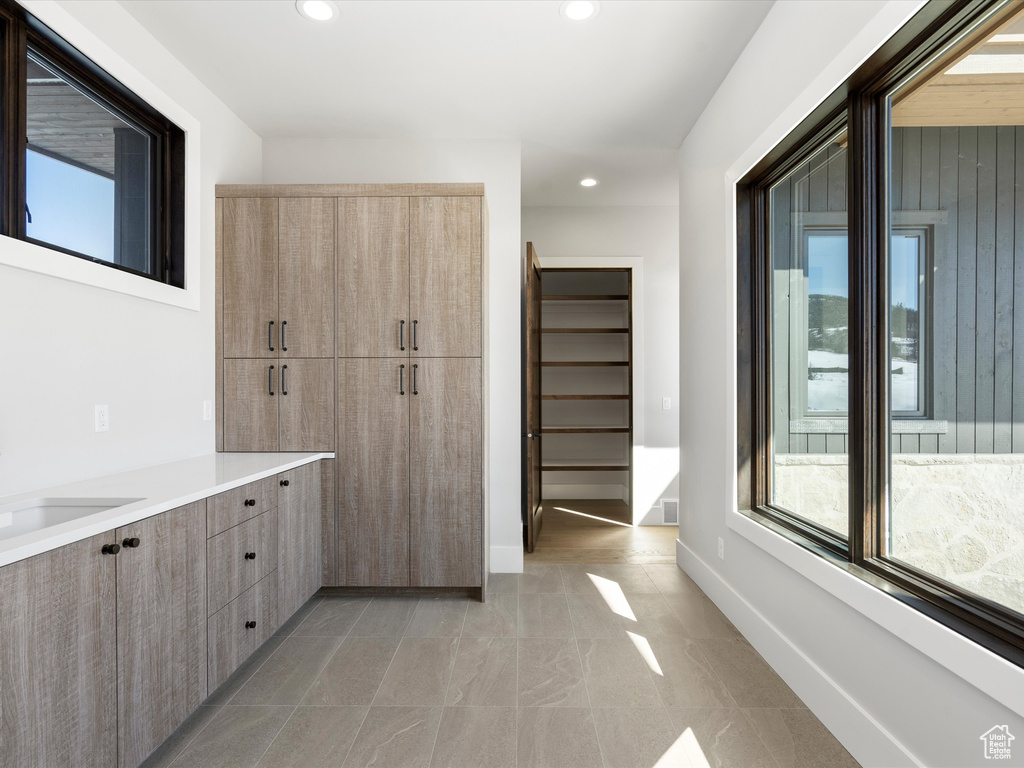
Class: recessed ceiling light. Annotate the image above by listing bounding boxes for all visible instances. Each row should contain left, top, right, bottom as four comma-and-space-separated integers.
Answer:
296, 0, 339, 22
560, 1, 599, 21
579, 178, 599, 187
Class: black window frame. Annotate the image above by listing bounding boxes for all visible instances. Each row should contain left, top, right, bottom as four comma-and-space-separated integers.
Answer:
0, 0, 185, 288
737, 0, 1024, 668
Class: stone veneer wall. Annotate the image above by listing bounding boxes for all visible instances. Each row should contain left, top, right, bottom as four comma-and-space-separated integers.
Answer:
774, 454, 1024, 615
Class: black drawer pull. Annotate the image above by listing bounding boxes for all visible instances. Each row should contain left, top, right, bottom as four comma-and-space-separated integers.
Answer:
400, 319, 405, 351
268, 365, 275, 396
413, 363, 419, 396
281, 364, 288, 396
244, 499, 256, 507
412, 319, 418, 350
102, 543, 120, 555
280, 479, 290, 487
281, 320, 288, 352
245, 620, 257, 629
244, 552, 256, 560
268, 321, 275, 352
400, 364, 405, 396
122, 537, 141, 549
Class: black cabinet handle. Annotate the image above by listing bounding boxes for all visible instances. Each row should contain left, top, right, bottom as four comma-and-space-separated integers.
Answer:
412, 320, 418, 351
245, 620, 257, 629
122, 537, 141, 549
400, 320, 405, 351
268, 365, 275, 396
268, 321, 275, 352
281, 364, 288, 396
400, 364, 405, 396
281, 320, 287, 352
102, 543, 120, 555
244, 552, 256, 560
244, 498, 256, 507
412, 364, 419, 395
280, 479, 290, 487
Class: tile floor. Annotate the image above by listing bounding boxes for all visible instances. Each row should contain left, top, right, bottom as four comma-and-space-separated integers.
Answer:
142, 564, 861, 768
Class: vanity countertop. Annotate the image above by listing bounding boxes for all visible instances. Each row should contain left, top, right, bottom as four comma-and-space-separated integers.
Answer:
0, 452, 333, 568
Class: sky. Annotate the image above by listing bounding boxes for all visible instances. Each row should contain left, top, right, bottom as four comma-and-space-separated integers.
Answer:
806, 233, 920, 309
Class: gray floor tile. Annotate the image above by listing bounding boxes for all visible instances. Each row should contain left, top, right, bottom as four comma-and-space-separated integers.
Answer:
743, 707, 861, 768
642, 564, 707, 597
628, 592, 688, 637
662, 591, 743, 639
301, 637, 401, 706
463, 592, 517, 637
205, 634, 288, 706
577, 637, 662, 708
344, 706, 442, 768
590, 707, 679, 768
644, 634, 736, 708
291, 597, 371, 636
430, 707, 516, 768
274, 596, 325, 638
348, 597, 420, 637
373, 637, 459, 706
518, 593, 574, 637
405, 596, 470, 637
561, 564, 660, 595
697, 639, 805, 709
445, 637, 517, 706
140, 705, 222, 768
667, 708, 781, 768
519, 563, 565, 593
516, 707, 604, 768
230, 635, 343, 706
256, 706, 367, 768
487, 573, 519, 595
566, 593, 629, 639
168, 705, 294, 768
518, 638, 590, 707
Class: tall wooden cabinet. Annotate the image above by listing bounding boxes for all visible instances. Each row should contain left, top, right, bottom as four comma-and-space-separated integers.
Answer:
217, 184, 486, 591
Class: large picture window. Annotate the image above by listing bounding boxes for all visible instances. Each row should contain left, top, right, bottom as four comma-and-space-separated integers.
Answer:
1, 1, 184, 287
738, 0, 1024, 666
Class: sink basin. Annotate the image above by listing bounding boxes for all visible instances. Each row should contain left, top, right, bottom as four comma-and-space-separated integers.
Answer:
0, 497, 144, 541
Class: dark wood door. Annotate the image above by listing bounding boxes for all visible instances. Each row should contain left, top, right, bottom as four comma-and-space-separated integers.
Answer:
116, 501, 207, 768
525, 243, 543, 552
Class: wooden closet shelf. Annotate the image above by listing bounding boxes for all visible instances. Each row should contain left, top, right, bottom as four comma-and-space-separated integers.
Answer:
542, 464, 630, 472
542, 427, 630, 434
542, 295, 629, 301
541, 361, 629, 367
542, 328, 629, 334
542, 394, 629, 400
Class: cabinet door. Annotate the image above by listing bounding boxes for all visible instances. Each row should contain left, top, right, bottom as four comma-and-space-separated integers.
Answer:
409, 197, 482, 357
410, 358, 482, 587
223, 198, 278, 359
278, 462, 322, 625
337, 196, 410, 357
279, 198, 335, 358
0, 534, 117, 768
338, 359, 410, 586
279, 359, 335, 451
117, 501, 207, 768
223, 359, 279, 452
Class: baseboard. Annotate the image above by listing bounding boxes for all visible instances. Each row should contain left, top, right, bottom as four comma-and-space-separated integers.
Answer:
675, 538, 921, 768
489, 545, 524, 574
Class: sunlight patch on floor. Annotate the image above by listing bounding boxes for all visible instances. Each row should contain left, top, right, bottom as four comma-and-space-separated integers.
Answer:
554, 506, 634, 528
587, 572, 636, 620
655, 727, 712, 768
626, 630, 663, 676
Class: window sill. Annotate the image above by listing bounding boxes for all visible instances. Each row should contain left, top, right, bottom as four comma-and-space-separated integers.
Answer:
789, 418, 948, 434
726, 507, 1024, 716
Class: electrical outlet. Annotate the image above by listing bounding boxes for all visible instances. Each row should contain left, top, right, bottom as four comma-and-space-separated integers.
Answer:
662, 397, 672, 410
718, 537, 725, 560
95, 405, 109, 433
203, 400, 213, 421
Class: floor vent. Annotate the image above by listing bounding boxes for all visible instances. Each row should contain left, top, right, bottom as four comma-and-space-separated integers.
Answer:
662, 499, 679, 524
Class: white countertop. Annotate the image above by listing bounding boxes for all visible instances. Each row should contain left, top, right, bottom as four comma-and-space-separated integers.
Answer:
0, 452, 333, 568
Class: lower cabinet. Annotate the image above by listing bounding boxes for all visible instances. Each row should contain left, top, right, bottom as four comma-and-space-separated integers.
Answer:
277, 461, 321, 625
116, 502, 207, 768
0, 532, 118, 768
208, 573, 278, 691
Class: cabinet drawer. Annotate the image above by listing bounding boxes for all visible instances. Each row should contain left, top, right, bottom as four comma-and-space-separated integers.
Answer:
208, 477, 277, 537
207, 510, 278, 616
208, 572, 278, 692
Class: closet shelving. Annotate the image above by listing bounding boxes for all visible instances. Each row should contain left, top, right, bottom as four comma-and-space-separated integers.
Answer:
539, 268, 632, 505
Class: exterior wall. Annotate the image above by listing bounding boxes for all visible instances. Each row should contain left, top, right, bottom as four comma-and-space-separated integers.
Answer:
777, 126, 1024, 456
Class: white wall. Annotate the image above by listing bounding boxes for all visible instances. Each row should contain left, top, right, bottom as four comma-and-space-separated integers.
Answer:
263, 138, 523, 572
0, 0, 261, 496
679, 2, 1024, 767
522, 206, 680, 523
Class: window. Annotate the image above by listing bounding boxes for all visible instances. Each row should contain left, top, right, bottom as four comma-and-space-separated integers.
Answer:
0, 1, 184, 287
738, 0, 1024, 666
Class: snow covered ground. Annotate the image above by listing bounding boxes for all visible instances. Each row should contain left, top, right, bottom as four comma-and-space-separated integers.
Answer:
805, 349, 918, 413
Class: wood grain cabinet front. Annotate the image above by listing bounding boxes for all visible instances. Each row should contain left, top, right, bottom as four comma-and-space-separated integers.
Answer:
207, 510, 278, 616
277, 463, 322, 625
208, 476, 278, 537
208, 573, 278, 692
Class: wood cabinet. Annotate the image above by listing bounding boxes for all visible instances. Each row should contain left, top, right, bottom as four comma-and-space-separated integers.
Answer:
277, 462, 322, 624
115, 501, 207, 768
0, 533, 117, 768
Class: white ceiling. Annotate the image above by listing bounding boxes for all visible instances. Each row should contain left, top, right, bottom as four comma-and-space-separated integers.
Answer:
119, 0, 772, 205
